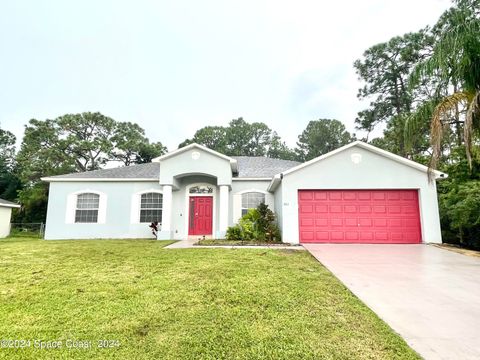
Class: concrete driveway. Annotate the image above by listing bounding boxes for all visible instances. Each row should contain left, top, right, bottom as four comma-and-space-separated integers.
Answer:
303, 244, 480, 360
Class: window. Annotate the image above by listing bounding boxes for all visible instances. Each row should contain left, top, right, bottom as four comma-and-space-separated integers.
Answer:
241, 192, 265, 216
140, 192, 163, 223
75, 193, 100, 223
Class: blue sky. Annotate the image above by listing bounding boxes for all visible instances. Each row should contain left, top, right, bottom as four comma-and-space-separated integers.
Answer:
0, 0, 451, 151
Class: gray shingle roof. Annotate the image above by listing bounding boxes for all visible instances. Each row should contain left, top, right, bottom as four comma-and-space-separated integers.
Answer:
45, 162, 160, 180
44, 157, 301, 180
0, 198, 20, 208
231, 157, 300, 178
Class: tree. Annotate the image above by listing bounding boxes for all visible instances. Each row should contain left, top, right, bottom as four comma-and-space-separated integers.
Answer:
136, 142, 167, 163
410, 0, 480, 170
179, 118, 296, 159
16, 112, 166, 222
224, 118, 272, 156
266, 133, 297, 161
296, 119, 354, 161
111, 122, 166, 165
0, 127, 21, 201
178, 126, 228, 153
354, 30, 435, 135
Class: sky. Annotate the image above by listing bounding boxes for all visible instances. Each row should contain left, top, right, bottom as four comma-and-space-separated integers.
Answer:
0, 0, 452, 151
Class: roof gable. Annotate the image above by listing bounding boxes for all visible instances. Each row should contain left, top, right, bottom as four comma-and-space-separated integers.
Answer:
153, 143, 234, 163
281, 141, 446, 178
268, 141, 447, 192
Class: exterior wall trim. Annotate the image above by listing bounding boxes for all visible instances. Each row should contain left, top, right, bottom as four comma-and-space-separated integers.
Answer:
184, 183, 217, 239
65, 189, 107, 224
130, 188, 163, 224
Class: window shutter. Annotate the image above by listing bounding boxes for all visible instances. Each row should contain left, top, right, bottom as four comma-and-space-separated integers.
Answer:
130, 193, 140, 224
98, 193, 107, 224
232, 193, 242, 224
65, 193, 76, 224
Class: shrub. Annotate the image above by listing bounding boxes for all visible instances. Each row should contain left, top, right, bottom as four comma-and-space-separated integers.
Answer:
225, 204, 281, 242
226, 225, 242, 240
439, 180, 480, 249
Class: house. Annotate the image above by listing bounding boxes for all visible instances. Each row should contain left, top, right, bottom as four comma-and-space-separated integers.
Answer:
42, 141, 445, 244
0, 198, 21, 238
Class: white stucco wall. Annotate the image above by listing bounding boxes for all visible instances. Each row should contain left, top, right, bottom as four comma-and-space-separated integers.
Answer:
279, 146, 442, 244
273, 183, 283, 232
44, 181, 162, 240
44, 177, 274, 240
159, 149, 232, 186
0, 207, 13, 238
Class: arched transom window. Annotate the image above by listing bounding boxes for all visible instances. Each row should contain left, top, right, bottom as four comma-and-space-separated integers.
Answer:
241, 192, 265, 216
75, 193, 100, 223
140, 192, 163, 223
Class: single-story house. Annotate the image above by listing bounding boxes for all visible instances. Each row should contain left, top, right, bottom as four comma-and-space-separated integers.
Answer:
42, 141, 446, 244
0, 198, 21, 238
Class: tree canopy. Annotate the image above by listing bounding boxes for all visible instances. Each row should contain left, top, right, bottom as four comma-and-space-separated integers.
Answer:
296, 119, 354, 161
179, 117, 297, 160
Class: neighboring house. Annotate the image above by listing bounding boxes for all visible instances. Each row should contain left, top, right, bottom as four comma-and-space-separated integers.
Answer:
42, 141, 446, 244
0, 198, 20, 238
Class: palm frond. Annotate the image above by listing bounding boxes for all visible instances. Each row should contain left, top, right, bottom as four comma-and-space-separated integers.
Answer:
429, 92, 472, 179
465, 90, 480, 168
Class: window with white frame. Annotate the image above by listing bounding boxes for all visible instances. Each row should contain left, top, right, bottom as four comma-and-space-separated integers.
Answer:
241, 192, 265, 216
75, 193, 100, 223
140, 192, 163, 223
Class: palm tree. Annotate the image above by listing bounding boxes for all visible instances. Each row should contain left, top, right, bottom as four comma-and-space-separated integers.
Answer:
410, 0, 480, 170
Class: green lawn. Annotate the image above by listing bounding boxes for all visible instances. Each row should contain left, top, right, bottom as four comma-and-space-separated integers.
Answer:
0, 238, 419, 359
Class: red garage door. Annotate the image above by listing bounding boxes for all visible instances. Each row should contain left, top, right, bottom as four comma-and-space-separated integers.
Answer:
298, 190, 421, 244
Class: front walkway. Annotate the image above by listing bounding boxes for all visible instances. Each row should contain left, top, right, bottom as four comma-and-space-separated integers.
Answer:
304, 244, 480, 360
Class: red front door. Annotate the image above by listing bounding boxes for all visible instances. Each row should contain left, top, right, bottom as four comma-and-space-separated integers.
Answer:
188, 196, 213, 235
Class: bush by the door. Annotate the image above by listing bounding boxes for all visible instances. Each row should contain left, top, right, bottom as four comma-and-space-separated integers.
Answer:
226, 203, 281, 242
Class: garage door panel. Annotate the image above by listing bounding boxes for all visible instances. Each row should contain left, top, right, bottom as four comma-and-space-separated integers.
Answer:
300, 231, 314, 241
331, 232, 344, 241
315, 205, 328, 213
345, 232, 359, 240
300, 218, 314, 226
300, 205, 313, 213
375, 232, 389, 241
374, 219, 387, 227
315, 218, 328, 226
344, 205, 357, 213
329, 192, 342, 200
298, 190, 421, 244
359, 206, 372, 213
360, 232, 374, 241
330, 218, 343, 227
358, 192, 372, 200
343, 192, 357, 200
345, 218, 357, 227
315, 231, 329, 240
314, 192, 327, 200
373, 206, 386, 213
299, 191, 314, 201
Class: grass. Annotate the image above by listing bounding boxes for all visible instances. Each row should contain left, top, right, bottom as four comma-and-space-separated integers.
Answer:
0, 238, 419, 360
